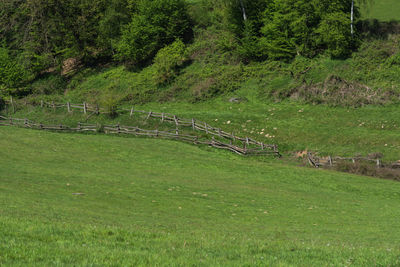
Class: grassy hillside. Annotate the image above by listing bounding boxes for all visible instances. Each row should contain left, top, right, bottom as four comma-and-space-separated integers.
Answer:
12, 0, 399, 166
362, 0, 400, 21
1, 127, 400, 265
7, 95, 400, 162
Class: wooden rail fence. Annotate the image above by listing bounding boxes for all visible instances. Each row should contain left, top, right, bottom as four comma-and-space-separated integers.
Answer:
0, 115, 281, 157
2, 100, 280, 155
307, 152, 400, 169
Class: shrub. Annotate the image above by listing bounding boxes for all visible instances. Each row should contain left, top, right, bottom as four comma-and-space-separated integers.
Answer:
99, 88, 120, 118
153, 40, 188, 84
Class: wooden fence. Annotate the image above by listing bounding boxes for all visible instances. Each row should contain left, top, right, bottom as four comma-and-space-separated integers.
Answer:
307, 152, 400, 169
2, 100, 279, 154
0, 115, 281, 157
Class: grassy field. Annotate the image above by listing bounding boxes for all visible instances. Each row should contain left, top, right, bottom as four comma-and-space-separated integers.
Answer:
8, 94, 400, 162
1, 126, 400, 265
362, 0, 400, 21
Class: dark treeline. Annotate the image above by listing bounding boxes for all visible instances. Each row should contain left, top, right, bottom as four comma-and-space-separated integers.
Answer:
0, 0, 363, 96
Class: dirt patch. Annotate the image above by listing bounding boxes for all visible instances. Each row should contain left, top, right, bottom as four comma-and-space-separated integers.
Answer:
62, 58, 81, 76
333, 160, 400, 181
292, 75, 399, 106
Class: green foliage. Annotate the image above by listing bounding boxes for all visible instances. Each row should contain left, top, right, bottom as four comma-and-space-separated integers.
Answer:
153, 40, 188, 85
98, 87, 123, 117
116, 0, 192, 64
97, 0, 132, 56
0, 47, 30, 96
260, 0, 357, 60
30, 74, 67, 95
385, 52, 400, 66
316, 12, 354, 58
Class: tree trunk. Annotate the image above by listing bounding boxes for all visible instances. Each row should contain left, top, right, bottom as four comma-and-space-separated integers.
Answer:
351, 0, 354, 35
239, 0, 247, 21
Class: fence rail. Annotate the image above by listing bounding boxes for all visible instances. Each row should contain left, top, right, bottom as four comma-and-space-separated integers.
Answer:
3, 100, 279, 154
0, 115, 281, 157
307, 152, 400, 169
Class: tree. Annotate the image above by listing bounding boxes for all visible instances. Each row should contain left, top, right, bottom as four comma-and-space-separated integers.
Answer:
116, 0, 192, 64
259, 0, 358, 59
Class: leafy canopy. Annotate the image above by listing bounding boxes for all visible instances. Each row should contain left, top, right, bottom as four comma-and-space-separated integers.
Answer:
116, 0, 192, 64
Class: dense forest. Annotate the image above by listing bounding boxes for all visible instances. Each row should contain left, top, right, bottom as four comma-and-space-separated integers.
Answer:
0, 0, 365, 95
2, 0, 399, 108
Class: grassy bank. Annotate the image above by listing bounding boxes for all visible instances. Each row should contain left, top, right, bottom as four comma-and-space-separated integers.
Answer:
1, 126, 400, 265
6, 95, 400, 162
362, 0, 400, 21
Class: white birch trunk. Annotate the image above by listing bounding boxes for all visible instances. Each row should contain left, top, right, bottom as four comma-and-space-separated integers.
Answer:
239, 0, 247, 21
351, 0, 354, 35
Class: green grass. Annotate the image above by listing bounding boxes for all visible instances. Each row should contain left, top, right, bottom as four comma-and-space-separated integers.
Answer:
8, 94, 400, 162
362, 0, 400, 21
1, 126, 400, 265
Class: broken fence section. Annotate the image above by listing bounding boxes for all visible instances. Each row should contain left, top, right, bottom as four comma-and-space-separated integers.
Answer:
2, 100, 280, 156
0, 116, 281, 157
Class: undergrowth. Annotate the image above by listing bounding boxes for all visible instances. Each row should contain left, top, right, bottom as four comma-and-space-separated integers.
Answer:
39, 27, 399, 108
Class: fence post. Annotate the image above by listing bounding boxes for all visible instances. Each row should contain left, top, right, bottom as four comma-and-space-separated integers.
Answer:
192, 118, 195, 131
78, 122, 81, 130
147, 111, 152, 120
130, 106, 134, 117
117, 123, 120, 133
174, 115, 178, 126
261, 143, 265, 150
155, 129, 159, 137
175, 128, 179, 135
377, 159, 381, 168
40, 100, 44, 108
246, 137, 250, 146
218, 128, 222, 137
52, 101, 56, 112
328, 156, 333, 166
204, 123, 208, 134
67, 102, 71, 113
83, 102, 87, 114
24, 118, 28, 127
161, 113, 165, 122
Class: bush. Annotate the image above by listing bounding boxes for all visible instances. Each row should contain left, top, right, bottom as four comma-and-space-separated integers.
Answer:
99, 88, 121, 118
153, 40, 188, 84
